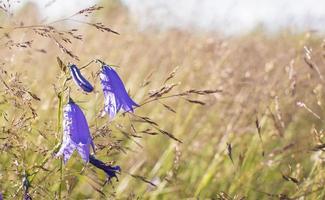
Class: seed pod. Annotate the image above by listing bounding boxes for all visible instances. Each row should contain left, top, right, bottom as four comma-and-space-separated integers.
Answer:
69, 64, 94, 92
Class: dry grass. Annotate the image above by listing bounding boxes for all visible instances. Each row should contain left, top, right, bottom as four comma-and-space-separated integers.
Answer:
1, 1, 325, 199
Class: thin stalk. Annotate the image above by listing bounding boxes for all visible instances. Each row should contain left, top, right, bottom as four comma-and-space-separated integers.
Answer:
80, 59, 96, 70
15, 84, 67, 198
57, 92, 63, 200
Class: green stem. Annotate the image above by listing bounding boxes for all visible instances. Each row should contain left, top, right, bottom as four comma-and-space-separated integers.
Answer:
14, 76, 69, 199
57, 93, 63, 200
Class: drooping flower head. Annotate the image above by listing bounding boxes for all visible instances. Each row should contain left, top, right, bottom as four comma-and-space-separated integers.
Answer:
89, 155, 121, 181
69, 64, 94, 93
56, 98, 94, 163
99, 65, 138, 118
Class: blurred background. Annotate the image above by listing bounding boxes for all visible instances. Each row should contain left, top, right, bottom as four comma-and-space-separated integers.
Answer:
1, 0, 325, 199
13, 0, 325, 35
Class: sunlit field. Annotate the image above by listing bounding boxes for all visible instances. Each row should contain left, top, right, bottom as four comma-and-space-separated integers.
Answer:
1, 1, 325, 199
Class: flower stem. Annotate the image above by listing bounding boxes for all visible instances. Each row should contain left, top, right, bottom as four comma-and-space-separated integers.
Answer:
57, 92, 63, 200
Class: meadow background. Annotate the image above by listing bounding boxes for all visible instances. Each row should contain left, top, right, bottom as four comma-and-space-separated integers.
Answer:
1, 0, 325, 199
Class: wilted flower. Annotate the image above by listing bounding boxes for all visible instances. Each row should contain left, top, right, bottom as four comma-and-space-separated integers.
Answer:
56, 98, 94, 163
89, 155, 121, 181
69, 64, 94, 93
99, 65, 138, 118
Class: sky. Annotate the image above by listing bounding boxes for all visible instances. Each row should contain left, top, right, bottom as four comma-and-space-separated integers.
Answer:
11, 0, 325, 35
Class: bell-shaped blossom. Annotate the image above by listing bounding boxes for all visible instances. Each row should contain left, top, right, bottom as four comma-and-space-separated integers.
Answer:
69, 64, 94, 93
56, 98, 94, 163
99, 65, 138, 118
89, 155, 121, 181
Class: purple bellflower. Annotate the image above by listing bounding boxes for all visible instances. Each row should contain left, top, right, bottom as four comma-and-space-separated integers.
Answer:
89, 155, 121, 181
69, 64, 94, 93
99, 65, 138, 118
56, 98, 95, 163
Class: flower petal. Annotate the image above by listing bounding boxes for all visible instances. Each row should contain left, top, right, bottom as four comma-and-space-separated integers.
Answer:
56, 141, 76, 164
89, 155, 121, 181
70, 64, 94, 93
100, 65, 138, 118
56, 99, 94, 163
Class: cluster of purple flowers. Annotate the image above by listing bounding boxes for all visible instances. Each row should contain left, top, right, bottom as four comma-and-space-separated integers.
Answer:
56, 62, 137, 181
